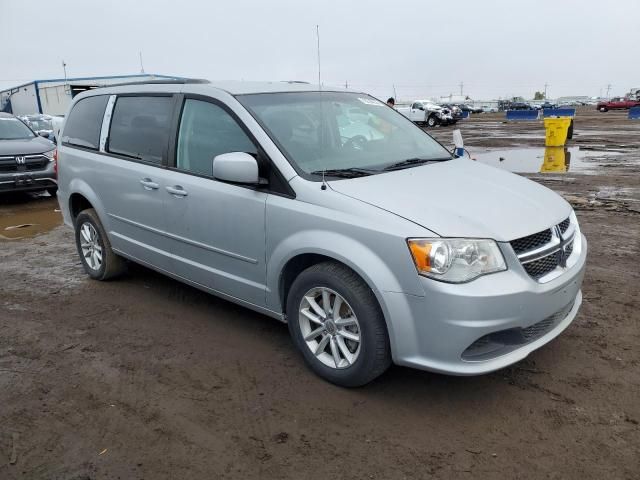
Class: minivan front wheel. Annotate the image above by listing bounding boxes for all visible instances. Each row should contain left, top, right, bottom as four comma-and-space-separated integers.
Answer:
287, 262, 391, 387
75, 208, 126, 280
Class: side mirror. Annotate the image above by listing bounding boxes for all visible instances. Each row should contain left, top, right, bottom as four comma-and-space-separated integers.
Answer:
38, 131, 50, 138
212, 152, 260, 184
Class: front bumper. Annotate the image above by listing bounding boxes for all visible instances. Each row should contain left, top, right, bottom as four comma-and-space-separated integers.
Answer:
0, 162, 57, 193
382, 234, 587, 375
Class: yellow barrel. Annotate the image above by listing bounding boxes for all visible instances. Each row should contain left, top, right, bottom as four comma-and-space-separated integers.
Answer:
540, 147, 567, 173
544, 117, 572, 147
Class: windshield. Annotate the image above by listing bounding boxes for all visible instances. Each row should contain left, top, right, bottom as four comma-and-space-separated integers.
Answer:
26, 118, 53, 131
238, 92, 452, 176
0, 117, 35, 140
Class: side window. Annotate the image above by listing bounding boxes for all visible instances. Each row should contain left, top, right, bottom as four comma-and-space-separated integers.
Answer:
176, 99, 257, 176
62, 95, 109, 150
108, 96, 173, 164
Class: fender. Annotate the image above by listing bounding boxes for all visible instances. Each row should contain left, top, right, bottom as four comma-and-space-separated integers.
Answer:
266, 229, 425, 348
66, 177, 110, 233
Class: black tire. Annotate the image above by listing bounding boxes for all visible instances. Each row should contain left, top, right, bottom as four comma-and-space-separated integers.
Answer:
46, 187, 58, 197
75, 208, 126, 280
426, 115, 438, 128
286, 261, 391, 387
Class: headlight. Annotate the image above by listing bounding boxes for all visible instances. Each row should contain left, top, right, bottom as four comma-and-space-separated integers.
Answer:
407, 238, 507, 283
42, 149, 55, 161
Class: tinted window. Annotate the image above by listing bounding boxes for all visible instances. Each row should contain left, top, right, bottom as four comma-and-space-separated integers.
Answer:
62, 95, 108, 149
108, 96, 173, 163
176, 99, 256, 176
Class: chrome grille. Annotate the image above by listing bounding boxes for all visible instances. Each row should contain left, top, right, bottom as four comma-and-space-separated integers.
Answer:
511, 217, 574, 282
0, 154, 49, 173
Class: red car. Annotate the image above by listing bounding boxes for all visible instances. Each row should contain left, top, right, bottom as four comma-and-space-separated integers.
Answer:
597, 97, 640, 112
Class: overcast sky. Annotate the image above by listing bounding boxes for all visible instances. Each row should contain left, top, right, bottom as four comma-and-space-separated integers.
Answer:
2, 0, 638, 100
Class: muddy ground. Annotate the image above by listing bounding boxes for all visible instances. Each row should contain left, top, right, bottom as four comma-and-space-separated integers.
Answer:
1, 108, 639, 479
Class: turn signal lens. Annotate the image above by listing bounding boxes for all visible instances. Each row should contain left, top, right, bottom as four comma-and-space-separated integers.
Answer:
408, 241, 432, 271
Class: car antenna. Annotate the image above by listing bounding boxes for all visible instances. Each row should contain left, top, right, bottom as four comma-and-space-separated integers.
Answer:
321, 168, 327, 190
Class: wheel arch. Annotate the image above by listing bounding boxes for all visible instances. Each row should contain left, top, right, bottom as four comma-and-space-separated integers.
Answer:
269, 233, 414, 355
69, 192, 94, 221
66, 179, 109, 228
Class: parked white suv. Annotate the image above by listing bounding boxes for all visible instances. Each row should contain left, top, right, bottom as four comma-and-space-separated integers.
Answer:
57, 80, 587, 386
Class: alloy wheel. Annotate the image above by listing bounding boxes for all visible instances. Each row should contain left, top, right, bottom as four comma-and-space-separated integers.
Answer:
79, 222, 103, 271
298, 287, 361, 369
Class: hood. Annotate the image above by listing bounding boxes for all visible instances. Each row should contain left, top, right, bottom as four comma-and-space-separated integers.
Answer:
328, 158, 572, 242
0, 136, 54, 156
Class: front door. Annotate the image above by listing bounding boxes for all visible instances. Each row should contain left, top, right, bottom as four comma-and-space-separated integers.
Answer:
163, 97, 268, 306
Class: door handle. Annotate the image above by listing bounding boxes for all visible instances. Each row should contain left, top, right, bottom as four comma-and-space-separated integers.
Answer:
166, 185, 188, 197
139, 178, 159, 190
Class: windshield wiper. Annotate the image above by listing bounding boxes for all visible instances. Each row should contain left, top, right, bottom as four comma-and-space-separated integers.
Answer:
309, 167, 378, 178
383, 157, 451, 171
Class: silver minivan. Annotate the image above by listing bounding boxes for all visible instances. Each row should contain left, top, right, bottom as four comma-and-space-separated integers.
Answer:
57, 80, 587, 386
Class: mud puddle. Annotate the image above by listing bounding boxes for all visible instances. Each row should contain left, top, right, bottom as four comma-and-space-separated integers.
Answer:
0, 196, 62, 240
468, 146, 627, 174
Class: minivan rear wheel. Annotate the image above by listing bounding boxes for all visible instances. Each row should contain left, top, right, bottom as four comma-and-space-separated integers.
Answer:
75, 208, 126, 280
287, 262, 391, 387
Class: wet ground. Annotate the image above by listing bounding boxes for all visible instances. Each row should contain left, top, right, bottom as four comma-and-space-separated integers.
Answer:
1, 107, 639, 479
0, 193, 61, 240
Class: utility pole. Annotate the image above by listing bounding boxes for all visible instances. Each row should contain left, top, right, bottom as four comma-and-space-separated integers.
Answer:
62, 60, 67, 85
316, 25, 321, 90
544, 82, 549, 99
344, 80, 348, 89
605, 84, 612, 99
393, 84, 397, 100
459, 81, 464, 96
139, 51, 145, 74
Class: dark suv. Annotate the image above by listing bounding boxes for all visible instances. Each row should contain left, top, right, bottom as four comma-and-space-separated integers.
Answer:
0, 112, 57, 195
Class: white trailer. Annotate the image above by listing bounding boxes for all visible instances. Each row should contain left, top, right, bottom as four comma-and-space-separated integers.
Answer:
0, 74, 183, 116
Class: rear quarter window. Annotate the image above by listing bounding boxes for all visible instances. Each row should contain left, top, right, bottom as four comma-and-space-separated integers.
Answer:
62, 95, 109, 150
107, 96, 173, 164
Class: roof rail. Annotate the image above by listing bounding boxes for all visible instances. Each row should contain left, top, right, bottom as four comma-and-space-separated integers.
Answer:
99, 78, 210, 88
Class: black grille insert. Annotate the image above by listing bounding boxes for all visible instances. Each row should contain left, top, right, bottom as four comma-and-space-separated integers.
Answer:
0, 159, 18, 173
558, 217, 570, 234
523, 254, 560, 279
462, 301, 575, 360
510, 229, 552, 254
